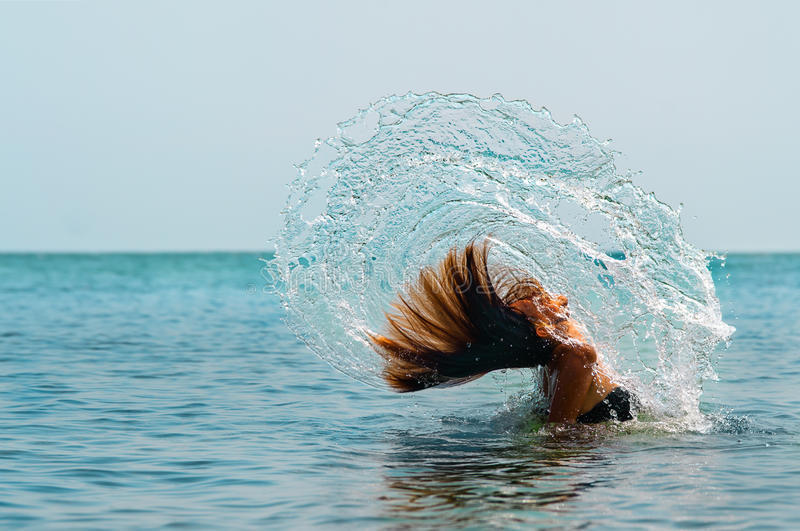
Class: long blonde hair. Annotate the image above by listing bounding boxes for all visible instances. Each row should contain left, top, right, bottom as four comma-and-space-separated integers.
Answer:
368, 239, 556, 392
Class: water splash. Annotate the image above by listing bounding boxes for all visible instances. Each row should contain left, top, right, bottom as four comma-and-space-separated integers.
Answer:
271, 92, 734, 428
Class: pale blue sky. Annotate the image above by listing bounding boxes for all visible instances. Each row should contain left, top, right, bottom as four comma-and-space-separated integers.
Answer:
1, 1, 798, 252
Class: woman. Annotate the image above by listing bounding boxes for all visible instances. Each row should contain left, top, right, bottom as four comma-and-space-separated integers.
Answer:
368, 239, 634, 424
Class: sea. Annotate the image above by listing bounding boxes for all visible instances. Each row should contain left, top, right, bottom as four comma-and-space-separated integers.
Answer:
0, 252, 798, 529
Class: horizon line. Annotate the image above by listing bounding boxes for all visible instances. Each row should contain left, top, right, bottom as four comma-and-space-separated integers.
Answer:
1, 248, 800, 256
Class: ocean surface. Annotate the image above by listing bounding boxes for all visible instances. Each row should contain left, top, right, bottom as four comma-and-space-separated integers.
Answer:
0, 252, 798, 529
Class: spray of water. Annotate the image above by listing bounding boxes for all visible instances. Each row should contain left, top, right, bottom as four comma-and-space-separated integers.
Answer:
270, 92, 734, 430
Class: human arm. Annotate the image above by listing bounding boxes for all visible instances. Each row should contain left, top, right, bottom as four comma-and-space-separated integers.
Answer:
547, 343, 597, 424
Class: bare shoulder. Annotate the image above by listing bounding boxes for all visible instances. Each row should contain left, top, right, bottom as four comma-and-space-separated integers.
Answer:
551, 342, 597, 367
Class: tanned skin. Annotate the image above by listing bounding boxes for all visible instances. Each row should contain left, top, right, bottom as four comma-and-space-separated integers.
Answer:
511, 296, 619, 424
371, 241, 622, 423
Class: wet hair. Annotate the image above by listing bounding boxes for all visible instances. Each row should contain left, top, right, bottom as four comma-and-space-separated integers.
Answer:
367, 239, 557, 392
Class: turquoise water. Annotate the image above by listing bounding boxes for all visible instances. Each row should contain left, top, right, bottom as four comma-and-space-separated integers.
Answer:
274, 93, 733, 428
0, 252, 798, 528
